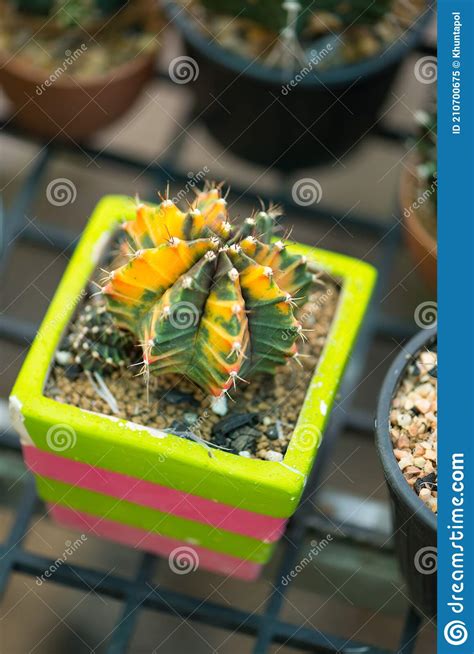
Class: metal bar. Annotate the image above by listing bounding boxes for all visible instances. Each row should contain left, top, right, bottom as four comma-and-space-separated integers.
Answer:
397, 609, 423, 654
20, 222, 78, 254
376, 315, 420, 341
0, 477, 37, 594
253, 519, 307, 653
273, 621, 392, 654
0, 147, 51, 272
106, 553, 157, 654
9, 546, 393, 654
0, 315, 38, 346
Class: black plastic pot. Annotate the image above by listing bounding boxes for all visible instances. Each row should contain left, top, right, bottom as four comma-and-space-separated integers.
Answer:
163, 1, 433, 170
376, 327, 437, 618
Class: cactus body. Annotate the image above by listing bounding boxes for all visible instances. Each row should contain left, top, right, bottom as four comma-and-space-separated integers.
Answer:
103, 186, 313, 397
65, 301, 135, 373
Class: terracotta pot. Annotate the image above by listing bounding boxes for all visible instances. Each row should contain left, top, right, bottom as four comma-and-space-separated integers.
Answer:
400, 157, 437, 290
0, 49, 156, 140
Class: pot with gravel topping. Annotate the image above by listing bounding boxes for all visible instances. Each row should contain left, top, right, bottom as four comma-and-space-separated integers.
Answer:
10, 191, 376, 580
376, 327, 437, 617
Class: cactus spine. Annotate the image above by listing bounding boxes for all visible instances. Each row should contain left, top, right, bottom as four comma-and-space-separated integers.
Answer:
103, 185, 313, 397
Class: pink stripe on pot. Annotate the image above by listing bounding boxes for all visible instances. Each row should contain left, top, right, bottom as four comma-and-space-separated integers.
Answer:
49, 504, 262, 580
23, 446, 285, 542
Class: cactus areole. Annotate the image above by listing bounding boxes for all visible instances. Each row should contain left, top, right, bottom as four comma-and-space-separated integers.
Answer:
102, 185, 313, 398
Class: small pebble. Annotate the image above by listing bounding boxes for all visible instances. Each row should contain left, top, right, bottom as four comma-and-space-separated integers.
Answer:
415, 398, 431, 414
211, 395, 228, 416
419, 488, 431, 501
265, 451, 283, 462
399, 456, 413, 471
183, 413, 198, 425
397, 413, 412, 428
56, 351, 73, 366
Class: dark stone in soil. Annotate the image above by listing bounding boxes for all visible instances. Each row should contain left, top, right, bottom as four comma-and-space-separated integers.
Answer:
64, 364, 82, 381
161, 389, 199, 406
415, 472, 437, 495
212, 412, 259, 439
427, 365, 437, 379
213, 426, 260, 454
267, 421, 283, 440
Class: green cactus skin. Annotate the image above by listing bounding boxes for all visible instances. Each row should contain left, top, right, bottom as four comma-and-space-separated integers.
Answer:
65, 301, 135, 374
198, 0, 393, 33
103, 186, 314, 397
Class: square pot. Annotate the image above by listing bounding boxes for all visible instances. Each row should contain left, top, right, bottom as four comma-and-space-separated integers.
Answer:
10, 195, 377, 579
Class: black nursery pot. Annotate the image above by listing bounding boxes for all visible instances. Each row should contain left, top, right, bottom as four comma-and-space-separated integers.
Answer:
376, 328, 437, 618
164, 1, 433, 170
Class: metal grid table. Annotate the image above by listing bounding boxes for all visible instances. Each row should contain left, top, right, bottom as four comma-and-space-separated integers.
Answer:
0, 42, 435, 654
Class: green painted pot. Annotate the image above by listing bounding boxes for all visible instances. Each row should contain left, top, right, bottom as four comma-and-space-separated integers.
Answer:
10, 195, 377, 578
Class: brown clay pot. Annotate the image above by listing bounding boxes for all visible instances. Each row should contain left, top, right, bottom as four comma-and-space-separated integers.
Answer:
0, 50, 156, 140
400, 156, 437, 290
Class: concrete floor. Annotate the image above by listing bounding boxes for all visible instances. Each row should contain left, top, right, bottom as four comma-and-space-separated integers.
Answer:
0, 21, 437, 654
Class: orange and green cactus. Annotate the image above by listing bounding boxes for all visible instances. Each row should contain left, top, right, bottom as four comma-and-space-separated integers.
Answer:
102, 185, 313, 397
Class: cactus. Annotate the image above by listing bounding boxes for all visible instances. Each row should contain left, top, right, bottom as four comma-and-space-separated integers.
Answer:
65, 300, 136, 373
102, 185, 313, 397
199, 0, 393, 33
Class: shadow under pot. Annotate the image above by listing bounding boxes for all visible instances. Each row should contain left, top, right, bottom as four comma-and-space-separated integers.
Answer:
163, 0, 433, 171
376, 327, 437, 618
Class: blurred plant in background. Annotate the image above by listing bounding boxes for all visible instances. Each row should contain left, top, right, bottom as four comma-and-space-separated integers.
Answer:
181, 0, 426, 69
0, 0, 162, 77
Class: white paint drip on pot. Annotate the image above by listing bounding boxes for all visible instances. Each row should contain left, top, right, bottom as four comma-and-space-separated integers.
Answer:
8, 396, 34, 446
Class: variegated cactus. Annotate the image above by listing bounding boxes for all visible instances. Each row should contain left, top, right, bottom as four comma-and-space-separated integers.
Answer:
102, 185, 313, 397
